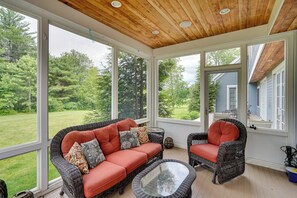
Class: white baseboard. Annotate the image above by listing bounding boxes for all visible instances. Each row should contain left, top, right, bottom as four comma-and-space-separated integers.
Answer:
246, 157, 285, 172
173, 142, 187, 149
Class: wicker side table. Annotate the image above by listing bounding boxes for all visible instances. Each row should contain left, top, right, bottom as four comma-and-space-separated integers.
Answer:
147, 127, 165, 148
132, 159, 196, 198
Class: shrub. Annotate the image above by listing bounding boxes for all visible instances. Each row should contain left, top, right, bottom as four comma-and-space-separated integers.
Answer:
48, 98, 64, 112
189, 111, 200, 120
64, 102, 78, 110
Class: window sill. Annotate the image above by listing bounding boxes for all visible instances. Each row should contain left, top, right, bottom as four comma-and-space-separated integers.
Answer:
157, 117, 201, 127
247, 128, 288, 137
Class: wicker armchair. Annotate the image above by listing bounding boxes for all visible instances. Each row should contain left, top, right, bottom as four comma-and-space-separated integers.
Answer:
187, 118, 247, 184
0, 179, 7, 198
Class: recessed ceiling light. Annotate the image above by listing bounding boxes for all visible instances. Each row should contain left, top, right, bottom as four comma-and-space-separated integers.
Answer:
111, 1, 122, 8
219, 8, 231, 15
179, 21, 192, 28
152, 30, 160, 35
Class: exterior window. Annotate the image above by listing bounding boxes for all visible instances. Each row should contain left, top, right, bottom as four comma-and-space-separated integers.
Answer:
275, 68, 285, 130
118, 51, 147, 119
158, 54, 200, 121
247, 40, 285, 130
227, 85, 237, 110
208, 72, 238, 126
0, 6, 38, 148
206, 47, 240, 66
48, 24, 112, 140
0, 152, 37, 197
48, 25, 112, 181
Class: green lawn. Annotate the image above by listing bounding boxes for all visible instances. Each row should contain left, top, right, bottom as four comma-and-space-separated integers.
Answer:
0, 110, 89, 197
172, 104, 200, 120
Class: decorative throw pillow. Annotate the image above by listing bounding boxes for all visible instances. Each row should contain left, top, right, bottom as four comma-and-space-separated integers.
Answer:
81, 139, 105, 168
64, 142, 89, 174
131, 127, 149, 144
119, 130, 140, 149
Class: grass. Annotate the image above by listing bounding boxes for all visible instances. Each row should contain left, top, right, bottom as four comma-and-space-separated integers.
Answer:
172, 104, 189, 119
0, 110, 89, 197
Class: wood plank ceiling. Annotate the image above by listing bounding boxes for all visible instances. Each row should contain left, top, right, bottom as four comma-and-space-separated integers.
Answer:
59, 0, 276, 48
250, 41, 284, 83
270, 0, 297, 34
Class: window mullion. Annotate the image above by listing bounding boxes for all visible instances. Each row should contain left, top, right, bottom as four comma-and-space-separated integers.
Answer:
37, 17, 49, 192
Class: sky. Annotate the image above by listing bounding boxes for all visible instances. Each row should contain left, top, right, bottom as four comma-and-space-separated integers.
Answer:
24, 14, 199, 83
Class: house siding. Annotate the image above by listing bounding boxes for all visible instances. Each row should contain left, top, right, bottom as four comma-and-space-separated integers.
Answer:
248, 83, 258, 115
215, 72, 238, 112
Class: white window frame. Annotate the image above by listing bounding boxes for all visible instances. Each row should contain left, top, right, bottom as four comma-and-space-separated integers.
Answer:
272, 61, 286, 130
259, 77, 268, 121
227, 85, 238, 110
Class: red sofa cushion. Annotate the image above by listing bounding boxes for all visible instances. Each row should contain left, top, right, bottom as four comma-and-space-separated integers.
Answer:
190, 144, 219, 163
82, 161, 126, 198
116, 118, 137, 131
61, 130, 95, 157
105, 150, 147, 174
132, 142, 162, 159
208, 121, 239, 146
94, 124, 120, 155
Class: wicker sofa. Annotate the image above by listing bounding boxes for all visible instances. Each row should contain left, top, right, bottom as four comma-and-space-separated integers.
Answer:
50, 118, 164, 198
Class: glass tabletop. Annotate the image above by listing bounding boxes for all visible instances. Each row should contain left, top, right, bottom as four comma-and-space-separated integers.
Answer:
140, 162, 189, 196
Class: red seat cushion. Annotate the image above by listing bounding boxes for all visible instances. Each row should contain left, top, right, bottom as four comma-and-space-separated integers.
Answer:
61, 130, 95, 157
105, 150, 147, 174
190, 144, 219, 163
94, 124, 120, 155
208, 121, 240, 146
116, 118, 137, 131
82, 161, 126, 198
132, 143, 162, 159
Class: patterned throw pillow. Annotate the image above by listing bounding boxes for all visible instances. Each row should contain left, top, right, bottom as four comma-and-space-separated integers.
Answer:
64, 142, 89, 174
119, 130, 140, 150
131, 127, 149, 144
81, 139, 105, 168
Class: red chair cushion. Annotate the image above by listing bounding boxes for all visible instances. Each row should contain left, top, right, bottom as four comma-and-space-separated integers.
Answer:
208, 121, 239, 146
132, 142, 162, 159
94, 124, 120, 155
116, 118, 137, 131
105, 150, 147, 174
61, 130, 95, 157
190, 144, 219, 163
82, 161, 126, 198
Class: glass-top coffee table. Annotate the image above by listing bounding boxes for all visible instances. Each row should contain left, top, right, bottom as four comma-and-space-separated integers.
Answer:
132, 159, 196, 198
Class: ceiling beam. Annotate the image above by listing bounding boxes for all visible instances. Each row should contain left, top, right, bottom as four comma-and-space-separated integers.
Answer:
267, 0, 285, 34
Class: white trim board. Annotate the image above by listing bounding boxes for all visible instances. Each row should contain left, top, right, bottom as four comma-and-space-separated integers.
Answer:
246, 157, 285, 172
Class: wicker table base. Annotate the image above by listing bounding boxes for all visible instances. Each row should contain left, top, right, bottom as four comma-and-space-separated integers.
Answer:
132, 159, 196, 198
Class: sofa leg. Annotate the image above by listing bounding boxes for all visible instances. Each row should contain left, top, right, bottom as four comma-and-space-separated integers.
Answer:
212, 172, 217, 184
119, 187, 124, 195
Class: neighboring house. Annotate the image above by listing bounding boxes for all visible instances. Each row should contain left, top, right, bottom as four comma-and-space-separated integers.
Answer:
213, 41, 285, 130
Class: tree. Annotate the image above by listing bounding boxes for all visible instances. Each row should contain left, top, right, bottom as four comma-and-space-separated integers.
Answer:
84, 52, 112, 123
15, 55, 37, 112
158, 58, 189, 117
206, 48, 240, 66
48, 50, 92, 111
0, 7, 36, 62
118, 51, 147, 119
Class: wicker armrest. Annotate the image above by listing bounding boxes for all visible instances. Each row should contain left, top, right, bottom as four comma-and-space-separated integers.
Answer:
187, 132, 208, 146
148, 133, 163, 145
51, 156, 84, 197
217, 141, 245, 162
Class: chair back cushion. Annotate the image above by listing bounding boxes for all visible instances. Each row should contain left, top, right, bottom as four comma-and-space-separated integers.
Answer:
208, 120, 240, 146
61, 130, 95, 157
94, 124, 120, 156
116, 118, 137, 131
